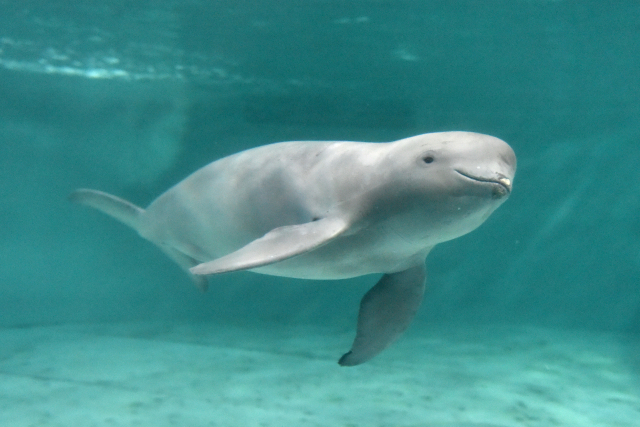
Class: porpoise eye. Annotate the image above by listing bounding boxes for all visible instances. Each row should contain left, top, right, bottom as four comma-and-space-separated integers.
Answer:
422, 155, 435, 164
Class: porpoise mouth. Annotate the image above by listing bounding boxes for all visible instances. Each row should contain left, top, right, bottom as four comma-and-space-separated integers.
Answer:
455, 170, 512, 198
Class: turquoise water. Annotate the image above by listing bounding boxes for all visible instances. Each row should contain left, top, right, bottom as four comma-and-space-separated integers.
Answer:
1, 1, 639, 426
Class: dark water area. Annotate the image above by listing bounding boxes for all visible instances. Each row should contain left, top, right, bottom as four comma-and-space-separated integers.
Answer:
1, 1, 639, 425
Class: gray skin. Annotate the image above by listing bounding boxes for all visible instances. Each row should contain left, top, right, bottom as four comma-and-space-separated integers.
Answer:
70, 131, 516, 366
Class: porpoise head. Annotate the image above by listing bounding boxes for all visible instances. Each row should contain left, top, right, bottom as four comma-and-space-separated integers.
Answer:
375, 131, 517, 245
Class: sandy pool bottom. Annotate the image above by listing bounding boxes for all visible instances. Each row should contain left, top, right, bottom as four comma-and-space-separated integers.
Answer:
0, 321, 638, 427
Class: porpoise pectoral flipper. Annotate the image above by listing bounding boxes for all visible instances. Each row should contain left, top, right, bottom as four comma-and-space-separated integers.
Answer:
190, 217, 348, 275
158, 246, 209, 292
339, 263, 427, 366
69, 188, 208, 292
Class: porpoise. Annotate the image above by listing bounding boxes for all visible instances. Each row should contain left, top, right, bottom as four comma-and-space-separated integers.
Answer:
70, 131, 516, 366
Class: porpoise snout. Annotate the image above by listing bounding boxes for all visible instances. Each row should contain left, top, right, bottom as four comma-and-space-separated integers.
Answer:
454, 169, 513, 199
496, 173, 512, 193
492, 173, 512, 199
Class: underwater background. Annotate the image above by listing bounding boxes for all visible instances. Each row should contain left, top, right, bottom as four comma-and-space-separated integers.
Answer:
1, 1, 639, 426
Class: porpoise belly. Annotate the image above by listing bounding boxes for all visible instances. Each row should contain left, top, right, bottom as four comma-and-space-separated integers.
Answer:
249, 231, 432, 280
